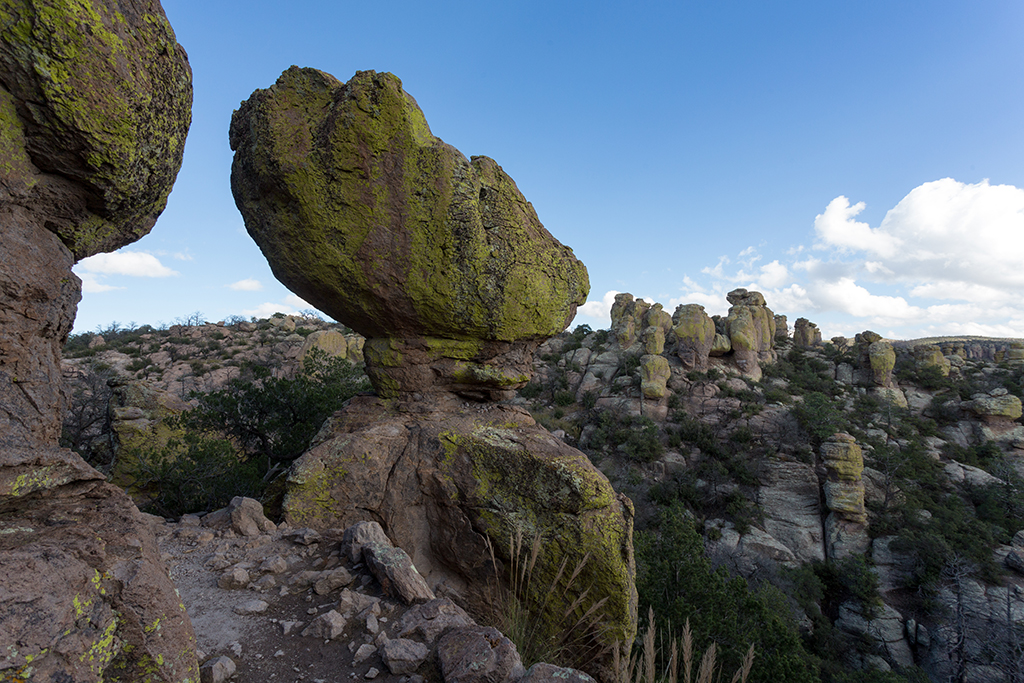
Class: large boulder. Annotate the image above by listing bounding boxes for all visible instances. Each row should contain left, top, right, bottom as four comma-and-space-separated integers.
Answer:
724, 288, 776, 378
821, 433, 869, 559
672, 304, 715, 371
229, 67, 588, 400
0, 1, 197, 680
0, 0, 192, 259
281, 395, 637, 676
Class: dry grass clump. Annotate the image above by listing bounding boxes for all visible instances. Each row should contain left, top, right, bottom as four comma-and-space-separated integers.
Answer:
481, 529, 754, 683
483, 528, 611, 670
615, 608, 754, 683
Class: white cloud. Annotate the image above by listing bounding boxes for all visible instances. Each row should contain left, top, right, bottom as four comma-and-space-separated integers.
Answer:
284, 294, 314, 309
813, 196, 902, 258
757, 260, 790, 289
577, 290, 621, 323
227, 278, 263, 291
242, 302, 302, 319
78, 273, 121, 294
241, 295, 318, 320
76, 251, 179, 278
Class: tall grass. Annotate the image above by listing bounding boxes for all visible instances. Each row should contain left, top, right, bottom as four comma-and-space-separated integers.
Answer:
482, 530, 755, 683
483, 529, 611, 669
616, 608, 754, 683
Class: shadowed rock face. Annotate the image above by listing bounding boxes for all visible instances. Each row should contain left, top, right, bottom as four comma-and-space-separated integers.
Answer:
0, 1, 196, 680
229, 67, 589, 399
0, 0, 192, 260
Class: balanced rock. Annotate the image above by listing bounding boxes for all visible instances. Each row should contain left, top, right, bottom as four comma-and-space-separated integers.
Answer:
229, 67, 588, 400
672, 304, 715, 371
725, 288, 776, 378
0, 1, 197, 680
793, 318, 821, 347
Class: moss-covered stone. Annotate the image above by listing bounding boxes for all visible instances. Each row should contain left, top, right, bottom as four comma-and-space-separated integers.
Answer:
820, 433, 866, 524
281, 395, 636, 678
639, 354, 670, 399
672, 303, 715, 370
229, 68, 587, 344
0, 0, 192, 259
868, 340, 896, 387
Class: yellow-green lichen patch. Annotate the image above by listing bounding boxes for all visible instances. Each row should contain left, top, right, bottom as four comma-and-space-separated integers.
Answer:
436, 423, 636, 657
4, 465, 77, 497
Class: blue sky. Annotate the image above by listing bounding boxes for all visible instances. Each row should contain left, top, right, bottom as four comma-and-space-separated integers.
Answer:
72, 1, 1024, 340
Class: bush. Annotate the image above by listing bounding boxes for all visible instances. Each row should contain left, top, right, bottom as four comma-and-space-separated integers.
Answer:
553, 390, 575, 407
792, 392, 848, 445
179, 348, 370, 468
126, 433, 264, 517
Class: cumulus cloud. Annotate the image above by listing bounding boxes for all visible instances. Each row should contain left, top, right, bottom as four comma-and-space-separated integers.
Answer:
669, 178, 1024, 338
577, 290, 621, 323
228, 278, 263, 291
78, 273, 121, 294
813, 196, 902, 258
241, 295, 317, 320
76, 251, 179, 278
242, 302, 301, 319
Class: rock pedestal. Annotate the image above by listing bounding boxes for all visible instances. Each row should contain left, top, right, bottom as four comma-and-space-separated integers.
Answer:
725, 288, 777, 378
821, 433, 869, 559
229, 68, 588, 401
231, 67, 633, 679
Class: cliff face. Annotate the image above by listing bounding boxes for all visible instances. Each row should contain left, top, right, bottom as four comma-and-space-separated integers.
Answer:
0, 1, 197, 680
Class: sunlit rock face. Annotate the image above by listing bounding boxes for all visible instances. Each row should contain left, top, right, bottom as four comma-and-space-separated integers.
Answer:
229, 67, 589, 400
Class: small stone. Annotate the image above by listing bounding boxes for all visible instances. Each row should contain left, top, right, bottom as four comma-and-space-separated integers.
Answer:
314, 567, 355, 595
233, 599, 269, 615
366, 613, 379, 635
254, 575, 277, 592
230, 642, 243, 657
281, 620, 304, 636
200, 655, 236, 683
353, 643, 376, 664
381, 638, 429, 675
274, 649, 285, 658
218, 567, 250, 590
284, 527, 323, 545
259, 556, 289, 574
365, 668, 380, 680
302, 610, 347, 640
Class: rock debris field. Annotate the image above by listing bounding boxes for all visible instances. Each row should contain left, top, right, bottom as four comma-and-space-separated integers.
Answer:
159, 497, 591, 683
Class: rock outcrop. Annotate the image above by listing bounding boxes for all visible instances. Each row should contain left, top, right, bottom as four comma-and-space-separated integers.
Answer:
230, 67, 633, 678
229, 67, 588, 401
793, 318, 821, 347
672, 304, 716, 371
725, 288, 777, 379
0, 1, 196, 680
821, 433, 869, 559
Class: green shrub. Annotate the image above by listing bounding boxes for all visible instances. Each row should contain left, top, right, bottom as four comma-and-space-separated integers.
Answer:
125, 433, 264, 517
792, 392, 848, 445
553, 390, 575, 407
178, 348, 370, 467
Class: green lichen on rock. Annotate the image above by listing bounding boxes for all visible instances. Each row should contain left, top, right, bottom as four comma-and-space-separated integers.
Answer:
438, 424, 636, 660
0, 0, 192, 259
229, 67, 588, 343
639, 354, 670, 399
868, 340, 896, 387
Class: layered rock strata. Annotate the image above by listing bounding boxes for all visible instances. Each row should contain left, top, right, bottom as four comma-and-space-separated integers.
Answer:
0, 1, 196, 680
